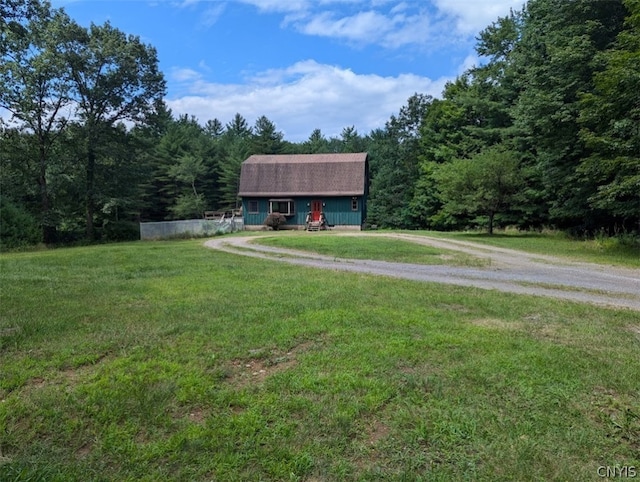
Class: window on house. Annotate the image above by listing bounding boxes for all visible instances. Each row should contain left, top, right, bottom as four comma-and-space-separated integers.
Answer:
351, 198, 358, 211
248, 201, 259, 213
269, 199, 295, 216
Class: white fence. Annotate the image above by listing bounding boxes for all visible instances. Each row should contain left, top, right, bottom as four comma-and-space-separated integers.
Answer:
139, 218, 244, 240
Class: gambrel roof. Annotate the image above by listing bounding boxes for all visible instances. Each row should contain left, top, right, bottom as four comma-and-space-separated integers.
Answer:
238, 153, 368, 197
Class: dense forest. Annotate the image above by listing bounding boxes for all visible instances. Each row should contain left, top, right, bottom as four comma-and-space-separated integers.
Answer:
1, 0, 639, 248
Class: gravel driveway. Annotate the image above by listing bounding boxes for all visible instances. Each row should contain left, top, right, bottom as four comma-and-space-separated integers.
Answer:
204, 233, 640, 311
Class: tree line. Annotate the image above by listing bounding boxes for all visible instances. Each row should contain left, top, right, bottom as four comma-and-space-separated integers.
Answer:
1, 0, 638, 249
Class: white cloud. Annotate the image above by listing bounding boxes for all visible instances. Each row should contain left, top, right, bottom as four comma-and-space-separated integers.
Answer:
432, 0, 526, 35
298, 10, 395, 43
458, 54, 479, 74
152, 1, 522, 53
287, 7, 444, 50
389, 2, 409, 15
382, 10, 435, 49
239, 0, 374, 12
235, 1, 524, 50
198, 60, 212, 72
166, 60, 450, 141
175, 0, 201, 8
200, 3, 226, 27
236, 0, 310, 13
171, 67, 202, 82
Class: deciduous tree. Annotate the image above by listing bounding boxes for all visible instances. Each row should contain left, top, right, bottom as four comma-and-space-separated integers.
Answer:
0, 2, 73, 242
435, 146, 523, 234
62, 20, 165, 239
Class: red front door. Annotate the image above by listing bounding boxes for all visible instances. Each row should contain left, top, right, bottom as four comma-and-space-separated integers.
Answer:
311, 200, 322, 222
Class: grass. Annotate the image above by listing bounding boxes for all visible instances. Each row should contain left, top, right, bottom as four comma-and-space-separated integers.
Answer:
418, 229, 640, 267
1, 236, 639, 481
254, 232, 489, 267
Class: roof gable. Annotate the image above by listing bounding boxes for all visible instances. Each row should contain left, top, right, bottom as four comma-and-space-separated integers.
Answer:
238, 153, 368, 197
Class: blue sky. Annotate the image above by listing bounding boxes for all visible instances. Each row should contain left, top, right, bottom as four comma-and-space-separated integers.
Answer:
51, 0, 525, 141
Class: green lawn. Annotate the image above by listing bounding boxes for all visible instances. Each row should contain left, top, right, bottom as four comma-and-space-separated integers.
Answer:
254, 233, 489, 266
416, 229, 640, 267
1, 237, 639, 481
252, 229, 640, 267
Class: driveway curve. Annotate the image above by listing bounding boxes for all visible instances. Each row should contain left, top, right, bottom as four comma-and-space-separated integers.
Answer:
204, 233, 640, 311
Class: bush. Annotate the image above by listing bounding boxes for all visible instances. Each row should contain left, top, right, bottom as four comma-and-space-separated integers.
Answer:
264, 213, 287, 230
0, 197, 41, 250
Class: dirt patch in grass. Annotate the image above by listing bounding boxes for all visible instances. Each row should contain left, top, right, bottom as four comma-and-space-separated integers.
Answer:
187, 407, 207, 424
353, 417, 393, 474
225, 340, 317, 388
60, 355, 110, 382
29, 377, 47, 388
21, 353, 111, 392
75, 442, 93, 460
166, 403, 210, 428
364, 419, 391, 446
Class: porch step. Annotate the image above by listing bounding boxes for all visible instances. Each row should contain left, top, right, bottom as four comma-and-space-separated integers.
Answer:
306, 221, 322, 232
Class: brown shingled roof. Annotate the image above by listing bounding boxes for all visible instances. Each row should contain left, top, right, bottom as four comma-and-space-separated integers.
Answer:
238, 153, 368, 197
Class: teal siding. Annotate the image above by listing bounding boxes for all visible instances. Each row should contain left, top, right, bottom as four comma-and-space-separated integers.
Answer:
242, 199, 269, 226
242, 196, 365, 228
313, 197, 362, 226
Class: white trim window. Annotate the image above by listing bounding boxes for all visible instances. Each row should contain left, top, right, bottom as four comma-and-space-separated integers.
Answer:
269, 199, 295, 216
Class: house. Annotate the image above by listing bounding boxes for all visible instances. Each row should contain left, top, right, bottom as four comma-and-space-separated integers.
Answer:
238, 152, 369, 230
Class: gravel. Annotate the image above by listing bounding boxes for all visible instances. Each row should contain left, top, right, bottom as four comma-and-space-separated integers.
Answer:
204, 233, 640, 311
